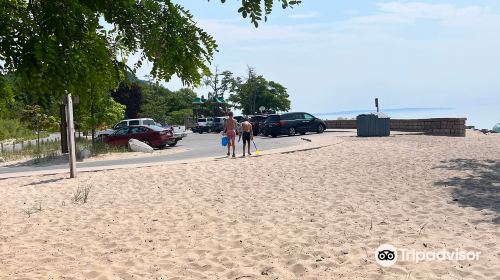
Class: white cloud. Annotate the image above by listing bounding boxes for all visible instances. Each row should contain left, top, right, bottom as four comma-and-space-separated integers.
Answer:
348, 2, 500, 27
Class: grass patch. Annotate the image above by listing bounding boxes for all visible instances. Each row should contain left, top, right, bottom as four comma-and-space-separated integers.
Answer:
73, 184, 92, 204
0, 137, 128, 163
77, 139, 129, 156
23, 201, 43, 217
0, 118, 50, 142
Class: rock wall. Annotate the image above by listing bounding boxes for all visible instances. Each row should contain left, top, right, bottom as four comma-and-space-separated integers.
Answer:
324, 118, 466, 137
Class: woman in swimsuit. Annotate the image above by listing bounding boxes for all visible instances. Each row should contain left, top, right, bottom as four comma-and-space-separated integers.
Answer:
223, 112, 237, 157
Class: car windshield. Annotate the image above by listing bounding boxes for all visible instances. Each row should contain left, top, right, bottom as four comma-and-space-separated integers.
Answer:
198, 118, 206, 122
114, 121, 127, 129
143, 120, 155, 126
113, 128, 129, 135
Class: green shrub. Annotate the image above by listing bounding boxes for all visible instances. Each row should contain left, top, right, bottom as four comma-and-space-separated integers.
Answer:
0, 119, 48, 141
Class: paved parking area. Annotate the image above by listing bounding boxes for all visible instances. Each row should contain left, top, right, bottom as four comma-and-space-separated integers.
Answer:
0, 130, 357, 178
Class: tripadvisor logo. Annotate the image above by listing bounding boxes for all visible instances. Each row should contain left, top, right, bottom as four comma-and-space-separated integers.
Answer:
375, 244, 397, 267
375, 244, 481, 267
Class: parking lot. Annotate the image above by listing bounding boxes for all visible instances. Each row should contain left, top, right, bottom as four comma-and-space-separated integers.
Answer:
0, 130, 357, 177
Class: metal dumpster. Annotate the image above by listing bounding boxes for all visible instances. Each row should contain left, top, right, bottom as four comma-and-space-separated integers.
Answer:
356, 113, 390, 137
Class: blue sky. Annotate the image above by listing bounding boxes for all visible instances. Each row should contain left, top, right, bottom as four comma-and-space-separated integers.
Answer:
133, 1, 500, 128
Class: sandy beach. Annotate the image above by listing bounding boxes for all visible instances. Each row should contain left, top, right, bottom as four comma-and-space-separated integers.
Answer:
0, 131, 499, 279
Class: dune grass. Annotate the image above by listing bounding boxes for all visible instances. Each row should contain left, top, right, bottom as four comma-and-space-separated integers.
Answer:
0, 137, 128, 163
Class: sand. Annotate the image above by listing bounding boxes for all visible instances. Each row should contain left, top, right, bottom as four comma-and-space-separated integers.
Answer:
0, 131, 499, 279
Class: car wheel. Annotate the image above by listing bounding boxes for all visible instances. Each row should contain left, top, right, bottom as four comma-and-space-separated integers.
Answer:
271, 134, 278, 138
168, 141, 178, 147
288, 127, 296, 136
198, 131, 203, 134
317, 124, 325, 134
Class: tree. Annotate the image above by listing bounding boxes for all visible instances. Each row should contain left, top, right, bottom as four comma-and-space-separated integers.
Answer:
139, 79, 196, 124
111, 82, 143, 119
203, 67, 234, 99
228, 67, 291, 115
76, 95, 125, 142
167, 108, 193, 125
0, 75, 14, 117
140, 80, 172, 123
0, 0, 301, 103
20, 105, 58, 152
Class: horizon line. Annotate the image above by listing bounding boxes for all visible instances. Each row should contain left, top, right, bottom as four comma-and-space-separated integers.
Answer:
314, 107, 455, 116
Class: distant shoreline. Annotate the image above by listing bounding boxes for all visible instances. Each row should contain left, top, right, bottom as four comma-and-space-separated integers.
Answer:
314, 107, 455, 117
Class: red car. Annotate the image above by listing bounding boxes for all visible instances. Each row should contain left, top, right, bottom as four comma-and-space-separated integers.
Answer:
104, 125, 175, 149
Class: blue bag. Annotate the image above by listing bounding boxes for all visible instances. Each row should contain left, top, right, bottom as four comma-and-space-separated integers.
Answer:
221, 136, 228, 146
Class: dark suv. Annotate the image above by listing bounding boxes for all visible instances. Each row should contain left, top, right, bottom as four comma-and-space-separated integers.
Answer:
262, 112, 326, 137
250, 115, 268, 135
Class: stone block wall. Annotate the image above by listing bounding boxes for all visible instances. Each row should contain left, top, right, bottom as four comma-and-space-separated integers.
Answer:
324, 118, 466, 137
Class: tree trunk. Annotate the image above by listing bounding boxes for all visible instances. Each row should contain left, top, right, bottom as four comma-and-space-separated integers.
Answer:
37, 128, 40, 154
91, 103, 95, 143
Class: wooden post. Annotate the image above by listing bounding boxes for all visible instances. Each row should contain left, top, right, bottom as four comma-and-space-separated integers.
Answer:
65, 94, 77, 178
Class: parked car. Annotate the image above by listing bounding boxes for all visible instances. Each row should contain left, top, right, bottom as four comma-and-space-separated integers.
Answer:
192, 117, 214, 134
212, 116, 228, 133
250, 115, 268, 135
234, 116, 244, 123
104, 125, 175, 149
96, 118, 156, 140
262, 112, 326, 137
161, 123, 187, 146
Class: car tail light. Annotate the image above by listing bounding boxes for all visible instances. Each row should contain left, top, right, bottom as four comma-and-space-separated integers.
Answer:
277, 121, 285, 126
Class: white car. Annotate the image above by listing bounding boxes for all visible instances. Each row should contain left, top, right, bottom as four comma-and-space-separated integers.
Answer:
192, 117, 214, 133
197, 117, 213, 127
96, 118, 156, 140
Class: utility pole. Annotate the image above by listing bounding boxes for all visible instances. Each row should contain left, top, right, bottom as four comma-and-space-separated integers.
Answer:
375, 98, 379, 112
65, 93, 77, 178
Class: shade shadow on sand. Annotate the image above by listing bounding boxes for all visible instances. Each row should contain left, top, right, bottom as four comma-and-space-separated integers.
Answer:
434, 159, 500, 224
23, 177, 65, 187
2, 154, 71, 168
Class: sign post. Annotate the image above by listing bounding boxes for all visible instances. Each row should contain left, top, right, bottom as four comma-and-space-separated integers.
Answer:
375, 98, 379, 112
65, 93, 77, 178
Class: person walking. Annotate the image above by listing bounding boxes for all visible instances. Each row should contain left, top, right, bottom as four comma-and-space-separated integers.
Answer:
223, 112, 237, 157
239, 117, 253, 156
